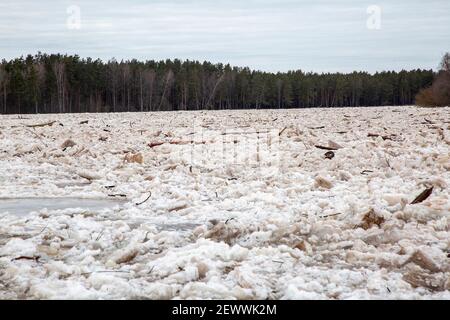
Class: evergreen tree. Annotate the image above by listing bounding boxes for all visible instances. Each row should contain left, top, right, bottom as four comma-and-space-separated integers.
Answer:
0, 53, 436, 114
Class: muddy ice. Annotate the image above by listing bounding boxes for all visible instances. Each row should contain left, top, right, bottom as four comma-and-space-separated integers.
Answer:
0, 106, 449, 299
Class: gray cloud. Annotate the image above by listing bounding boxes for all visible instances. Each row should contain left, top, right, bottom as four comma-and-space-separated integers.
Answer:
0, 0, 449, 72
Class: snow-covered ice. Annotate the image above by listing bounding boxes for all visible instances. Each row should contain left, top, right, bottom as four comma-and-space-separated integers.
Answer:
0, 106, 449, 299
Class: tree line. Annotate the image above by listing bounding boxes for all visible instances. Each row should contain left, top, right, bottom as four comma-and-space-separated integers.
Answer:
0, 53, 436, 114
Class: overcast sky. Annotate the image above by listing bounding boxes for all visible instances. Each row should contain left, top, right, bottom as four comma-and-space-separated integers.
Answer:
0, 0, 449, 73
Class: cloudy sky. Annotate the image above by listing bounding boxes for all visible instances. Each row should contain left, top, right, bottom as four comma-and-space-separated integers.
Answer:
0, 0, 449, 73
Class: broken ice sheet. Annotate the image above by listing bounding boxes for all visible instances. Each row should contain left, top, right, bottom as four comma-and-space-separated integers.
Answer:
0, 107, 449, 299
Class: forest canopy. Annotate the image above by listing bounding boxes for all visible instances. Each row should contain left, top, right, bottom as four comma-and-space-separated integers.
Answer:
0, 53, 436, 114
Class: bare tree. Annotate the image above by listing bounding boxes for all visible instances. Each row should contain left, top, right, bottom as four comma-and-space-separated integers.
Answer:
205, 72, 225, 109
276, 78, 282, 109
440, 52, 450, 72
416, 52, 450, 107
138, 67, 144, 112
34, 63, 46, 114
143, 69, 156, 111
52, 61, 66, 113
432, 72, 450, 106
120, 63, 131, 111
109, 59, 120, 112
0, 66, 8, 114
158, 69, 174, 111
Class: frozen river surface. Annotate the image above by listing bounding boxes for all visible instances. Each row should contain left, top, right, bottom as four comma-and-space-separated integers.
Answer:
0, 107, 449, 299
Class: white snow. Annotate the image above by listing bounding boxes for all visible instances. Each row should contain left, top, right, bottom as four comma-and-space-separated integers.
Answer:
0, 106, 449, 299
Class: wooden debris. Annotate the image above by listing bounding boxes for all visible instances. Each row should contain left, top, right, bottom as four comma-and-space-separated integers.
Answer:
324, 151, 335, 160
197, 262, 209, 280
204, 222, 241, 245
314, 176, 333, 189
403, 269, 447, 292
124, 152, 144, 164
410, 187, 433, 204
13, 143, 43, 157
108, 194, 127, 198
294, 241, 307, 251
384, 156, 392, 169
319, 212, 343, 218
437, 128, 445, 141
26, 121, 56, 128
135, 192, 152, 206
25, 128, 46, 146
408, 250, 441, 273
113, 247, 139, 264
279, 127, 287, 136
168, 140, 191, 145
71, 146, 86, 157
11, 255, 40, 262
294, 240, 312, 253
328, 140, 343, 149
61, 139, 76, 150
168, 203, 188, 212
359, 208, 385, 230
148, 142, 165, 148
79, 120, 89, 125
222, 131, 270, 135
315, 145, 338, 151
